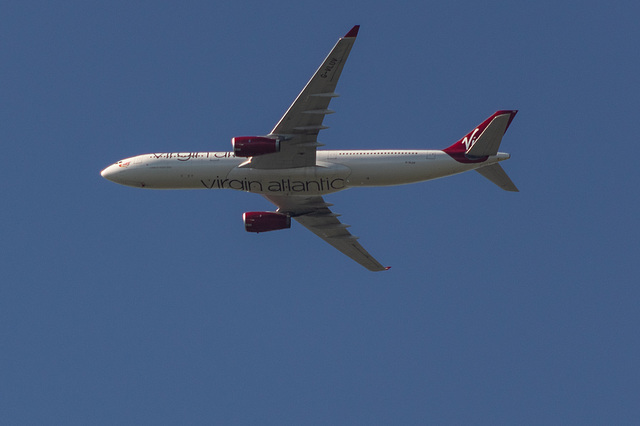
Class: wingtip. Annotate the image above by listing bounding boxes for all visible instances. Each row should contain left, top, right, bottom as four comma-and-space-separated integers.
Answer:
497, 110, 518, 131
344, 25, 360, 38
384, 266, 391, 271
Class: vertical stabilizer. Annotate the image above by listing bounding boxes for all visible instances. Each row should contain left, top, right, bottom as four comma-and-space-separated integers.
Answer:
443, 110, 518, 163
444, 110, 519, 191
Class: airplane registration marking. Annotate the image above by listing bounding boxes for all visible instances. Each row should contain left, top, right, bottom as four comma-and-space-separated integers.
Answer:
320, 57, 338, 78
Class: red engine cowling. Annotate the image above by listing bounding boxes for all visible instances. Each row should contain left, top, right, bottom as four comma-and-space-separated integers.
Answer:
232, 136, 280, 157
243, 212, 291, 233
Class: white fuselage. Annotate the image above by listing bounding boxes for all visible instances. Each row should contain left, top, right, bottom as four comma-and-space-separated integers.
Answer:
101, 150, 509, 195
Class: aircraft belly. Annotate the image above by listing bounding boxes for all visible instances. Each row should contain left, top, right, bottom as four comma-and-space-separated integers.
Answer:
123, 158, 240, 189
118, 153, 475, 190
344, 155, 471, 187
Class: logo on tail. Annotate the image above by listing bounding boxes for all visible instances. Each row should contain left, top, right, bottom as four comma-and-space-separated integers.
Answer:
443, 110, 518, 163
461, 128, 481, 151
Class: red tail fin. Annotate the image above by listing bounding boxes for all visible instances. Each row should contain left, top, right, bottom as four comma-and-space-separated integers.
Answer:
443, 110, 517, 163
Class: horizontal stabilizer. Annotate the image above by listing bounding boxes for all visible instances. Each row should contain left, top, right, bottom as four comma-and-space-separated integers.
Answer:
475, 164, 519, 192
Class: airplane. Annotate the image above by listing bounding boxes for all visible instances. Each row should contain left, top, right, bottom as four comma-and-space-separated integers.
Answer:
101, 25, 518, 272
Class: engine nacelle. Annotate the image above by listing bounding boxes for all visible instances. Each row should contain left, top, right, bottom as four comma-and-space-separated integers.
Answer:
232, 136, 280, 157
243, 211, 291, 233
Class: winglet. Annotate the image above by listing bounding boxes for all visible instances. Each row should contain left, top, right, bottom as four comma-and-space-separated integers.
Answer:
344, 25, 360, 38
384, 266, 391, 271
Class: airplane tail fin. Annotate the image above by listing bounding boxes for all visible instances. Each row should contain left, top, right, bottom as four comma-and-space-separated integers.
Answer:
443, 110, 517, 160
443, 110, 519, 191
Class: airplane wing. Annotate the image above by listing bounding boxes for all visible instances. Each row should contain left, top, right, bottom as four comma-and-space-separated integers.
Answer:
264, 194, 389, 271
245, 25, 360, 169
250, 26, 386, 271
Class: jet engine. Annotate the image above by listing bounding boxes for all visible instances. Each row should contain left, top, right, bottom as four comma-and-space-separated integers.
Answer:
243, 211, 291, 233
232, 136, 280, 157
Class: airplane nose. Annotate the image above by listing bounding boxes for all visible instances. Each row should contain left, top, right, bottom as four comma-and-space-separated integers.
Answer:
100, 164, 118, 182
100, 162, 145, 187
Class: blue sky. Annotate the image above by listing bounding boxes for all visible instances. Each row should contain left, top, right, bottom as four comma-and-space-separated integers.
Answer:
2, 0, 639, 424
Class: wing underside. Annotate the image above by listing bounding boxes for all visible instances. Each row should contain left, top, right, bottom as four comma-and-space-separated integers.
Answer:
249, 27, 387, 271
263, 194, 388, 271
245, 26, 360, 170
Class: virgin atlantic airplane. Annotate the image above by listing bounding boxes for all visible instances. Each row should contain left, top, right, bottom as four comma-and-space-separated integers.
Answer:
101, 25, 518, 271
